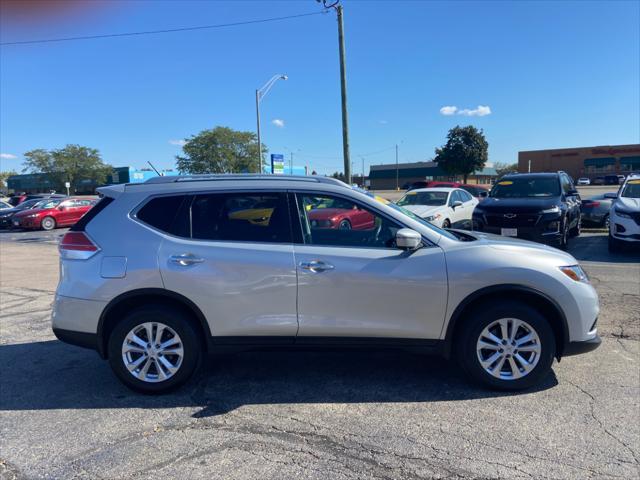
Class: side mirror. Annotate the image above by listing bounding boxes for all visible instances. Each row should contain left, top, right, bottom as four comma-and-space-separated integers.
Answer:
567, 189, 579, 196
58, 206, 66, 211
396, 228, 421, 250
452, 200, 463, 209
604, 192, 618, 199
479, 191, 488, 198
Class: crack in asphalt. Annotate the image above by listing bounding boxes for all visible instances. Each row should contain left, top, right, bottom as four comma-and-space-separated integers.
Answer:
564, 379, 640, 466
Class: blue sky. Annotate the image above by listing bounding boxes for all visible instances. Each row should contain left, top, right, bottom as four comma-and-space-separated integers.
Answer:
1, 0, 639, 175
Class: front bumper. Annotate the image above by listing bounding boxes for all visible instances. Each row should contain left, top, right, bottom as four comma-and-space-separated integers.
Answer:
610, 213, 640, 243
474, 223, 563, 245
564, 335, 602, 356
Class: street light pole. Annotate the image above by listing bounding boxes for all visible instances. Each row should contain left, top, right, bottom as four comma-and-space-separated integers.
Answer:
255, 74, 288, 173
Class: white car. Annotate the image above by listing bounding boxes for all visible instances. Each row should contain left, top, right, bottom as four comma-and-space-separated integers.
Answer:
577, 178, 591, 186
396, 188, 478, 228
607, 174, 640, 252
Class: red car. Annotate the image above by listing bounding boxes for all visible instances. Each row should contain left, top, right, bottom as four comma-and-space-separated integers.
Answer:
12, 197, 96, 231
307, 198, 375, 230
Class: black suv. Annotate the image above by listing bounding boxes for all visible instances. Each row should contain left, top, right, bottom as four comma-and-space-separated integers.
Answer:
472, 172, 581, 248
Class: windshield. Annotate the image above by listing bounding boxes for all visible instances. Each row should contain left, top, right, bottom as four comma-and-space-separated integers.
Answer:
491, 178, 561, 198
397, 191, 448, 206
620, 180, 640, 198
15, 199, 41, 210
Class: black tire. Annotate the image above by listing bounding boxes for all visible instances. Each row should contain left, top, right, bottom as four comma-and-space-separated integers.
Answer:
40, 216, 56, 231
442, 219, 451, 229
108, 305, 202, 394
602, 215, 610, 230
569, 216, 581, 237
338, 219, 352, 230
456, 301, 556, 391
559, 218, 569, 250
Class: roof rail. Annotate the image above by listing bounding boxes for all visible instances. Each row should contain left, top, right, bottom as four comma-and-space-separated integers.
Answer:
142, 173, 347, 187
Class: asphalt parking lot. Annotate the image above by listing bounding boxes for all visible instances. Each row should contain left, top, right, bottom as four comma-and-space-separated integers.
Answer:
0, 227, 638, 479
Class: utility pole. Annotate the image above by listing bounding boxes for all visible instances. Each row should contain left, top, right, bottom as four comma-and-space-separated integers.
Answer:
336, 4, 351, 184
290, 152, 293, 175
361, 156, 365, 188
395, 144, 399, 190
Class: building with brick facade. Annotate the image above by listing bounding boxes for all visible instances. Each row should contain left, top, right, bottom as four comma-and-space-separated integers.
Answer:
518, 144, 640, 180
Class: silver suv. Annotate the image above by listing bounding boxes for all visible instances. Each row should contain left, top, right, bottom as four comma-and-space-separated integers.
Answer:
53, 175, 600, 394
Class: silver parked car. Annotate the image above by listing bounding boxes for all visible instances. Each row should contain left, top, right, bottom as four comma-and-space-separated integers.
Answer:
53, 175, 600, 394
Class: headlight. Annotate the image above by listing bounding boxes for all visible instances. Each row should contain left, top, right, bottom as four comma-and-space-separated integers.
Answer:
27, 213, 39, 218
559, 265, 589, 283
614, 208, 632, 219
424, 213, 442, 222
541, 206, 560, 214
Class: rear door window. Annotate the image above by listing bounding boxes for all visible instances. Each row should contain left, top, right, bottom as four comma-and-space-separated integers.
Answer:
191, 192, 291, 243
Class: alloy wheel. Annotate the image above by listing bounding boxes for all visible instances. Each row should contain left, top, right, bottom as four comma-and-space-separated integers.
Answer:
476, 318, 541, 380
121, 322, 184, 383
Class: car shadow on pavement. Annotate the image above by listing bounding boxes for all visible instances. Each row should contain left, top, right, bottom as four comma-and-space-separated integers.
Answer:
568, 234, 640, 263
0, 340, 558, 416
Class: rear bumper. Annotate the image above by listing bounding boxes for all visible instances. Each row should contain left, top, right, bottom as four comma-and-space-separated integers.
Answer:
53, 328, 99, 351
563, 335, 601, 357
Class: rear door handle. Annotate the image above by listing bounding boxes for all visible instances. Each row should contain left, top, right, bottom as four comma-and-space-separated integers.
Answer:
299, 260, 334, 273
169, 254, 205, 266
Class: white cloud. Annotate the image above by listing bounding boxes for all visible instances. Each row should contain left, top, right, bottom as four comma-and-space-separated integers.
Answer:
439, 105, 492, 117
378, 120, 389, 125
272, 119, 285, 128
458, 105, 492, 117
0, 153, 17, 159
439, 106, 458, 116
169, 139, 187, 146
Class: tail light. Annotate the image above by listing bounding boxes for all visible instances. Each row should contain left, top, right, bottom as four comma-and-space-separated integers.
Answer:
59, 232, 100, 260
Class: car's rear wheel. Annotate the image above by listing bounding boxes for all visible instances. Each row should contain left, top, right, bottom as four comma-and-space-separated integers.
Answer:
457, 302, 555, 390
41, 216, 56, 231
108, 305, 201, 394
602, 214, 610, 230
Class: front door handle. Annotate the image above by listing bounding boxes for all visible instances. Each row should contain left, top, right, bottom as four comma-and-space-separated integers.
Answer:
299, 260, 334, 273
169, 254, 205, 266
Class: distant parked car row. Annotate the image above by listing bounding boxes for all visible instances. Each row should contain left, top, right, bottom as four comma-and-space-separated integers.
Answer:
398, 172, 639, 253
0, 196, 97, 231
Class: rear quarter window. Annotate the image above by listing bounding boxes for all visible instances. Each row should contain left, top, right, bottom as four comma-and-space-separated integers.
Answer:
136, 195, 187, 235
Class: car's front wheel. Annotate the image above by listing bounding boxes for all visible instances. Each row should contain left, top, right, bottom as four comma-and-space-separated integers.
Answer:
457, 302, 555, 390
41, 216, 56, 231
108, 305, 201, 394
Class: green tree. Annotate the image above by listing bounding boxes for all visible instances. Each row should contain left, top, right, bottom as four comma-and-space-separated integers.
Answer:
494, 162, 519, 177
22, 145, 112, 193
176, 126, 265, 174
434, 125, 489, 183
0, 170, 18, 190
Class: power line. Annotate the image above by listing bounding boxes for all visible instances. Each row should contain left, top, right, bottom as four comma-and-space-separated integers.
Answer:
0, 10, 328, 46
